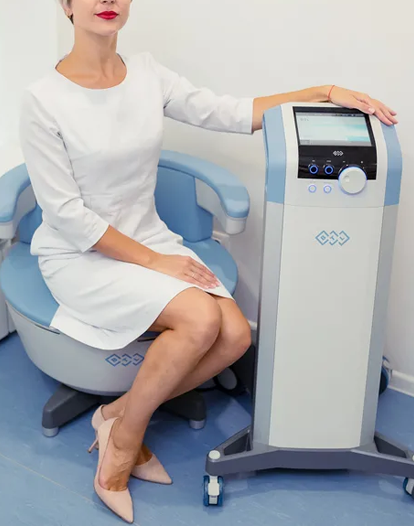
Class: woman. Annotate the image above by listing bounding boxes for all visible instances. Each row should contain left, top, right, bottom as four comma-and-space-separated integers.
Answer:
19, 0, 398, 522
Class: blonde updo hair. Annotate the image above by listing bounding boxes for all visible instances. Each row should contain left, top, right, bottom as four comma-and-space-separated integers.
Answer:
58, 0, 74, 24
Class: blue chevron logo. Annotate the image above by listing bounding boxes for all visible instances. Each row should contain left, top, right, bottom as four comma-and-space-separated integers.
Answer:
316, 230, 350, 246
105, 353, 145, 367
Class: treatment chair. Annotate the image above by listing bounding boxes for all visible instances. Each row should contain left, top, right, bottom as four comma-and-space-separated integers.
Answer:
0, 150, 249, 437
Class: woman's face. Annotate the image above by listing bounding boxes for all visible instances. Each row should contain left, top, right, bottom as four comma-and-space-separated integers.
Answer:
64, 0, 132, 36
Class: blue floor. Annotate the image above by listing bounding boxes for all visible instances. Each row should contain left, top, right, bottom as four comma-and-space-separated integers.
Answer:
1, 333, 414, 525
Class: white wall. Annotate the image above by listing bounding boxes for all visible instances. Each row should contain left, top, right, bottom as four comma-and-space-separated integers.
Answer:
0, 0, 59, 171
56, 0, 414, 390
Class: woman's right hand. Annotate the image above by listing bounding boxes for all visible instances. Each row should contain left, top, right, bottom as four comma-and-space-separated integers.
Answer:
150, 254, 220, 289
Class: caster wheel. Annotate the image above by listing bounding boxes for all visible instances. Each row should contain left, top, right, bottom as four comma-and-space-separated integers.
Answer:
214, 367, 245, 397
203, 475, 224, 506
404, 478, 414, 498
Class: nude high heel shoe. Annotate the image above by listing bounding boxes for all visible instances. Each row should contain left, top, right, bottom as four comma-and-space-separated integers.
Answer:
89, 405, 172, 485
94, 417, 134, 524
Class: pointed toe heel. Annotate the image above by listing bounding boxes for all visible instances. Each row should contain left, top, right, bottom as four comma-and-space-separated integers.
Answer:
93, 418, 134, 524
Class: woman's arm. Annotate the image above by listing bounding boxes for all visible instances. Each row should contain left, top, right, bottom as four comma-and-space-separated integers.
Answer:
148, 54, 397, 134
19, 91, 110, 253
149, 53, 254, 135
92, 224, 157, 267
252, 84, 398, 132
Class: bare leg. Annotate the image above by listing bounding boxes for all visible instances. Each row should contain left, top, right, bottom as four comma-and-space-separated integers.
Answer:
102, 296, 251, 421
99, 288, 226, 491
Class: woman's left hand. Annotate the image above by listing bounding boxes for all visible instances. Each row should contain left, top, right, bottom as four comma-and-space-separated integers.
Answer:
329, 86, 398, 126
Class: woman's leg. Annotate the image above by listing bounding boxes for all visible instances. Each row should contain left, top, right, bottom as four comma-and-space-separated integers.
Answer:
168, 295, 251, 397
99, 288, 224, 491
102, 295, 251, 421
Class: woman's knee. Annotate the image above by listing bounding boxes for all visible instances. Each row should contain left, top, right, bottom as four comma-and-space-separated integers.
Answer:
158, 288, 222, 352
220, 305, 252, 362
184, 294, 222, 352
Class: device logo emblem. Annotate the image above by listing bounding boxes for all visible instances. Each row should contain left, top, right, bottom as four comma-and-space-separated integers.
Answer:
316, 230, 350, 246
333, 151, 344, 156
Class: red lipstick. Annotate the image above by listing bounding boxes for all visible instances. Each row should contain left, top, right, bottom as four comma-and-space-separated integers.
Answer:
97, 11, 118, 20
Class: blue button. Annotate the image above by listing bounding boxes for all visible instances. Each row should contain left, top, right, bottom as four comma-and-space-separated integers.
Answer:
324, 165, 334, 175
309, 164, 319, 175
324, 185, 332, 194
308, 184, 317, 193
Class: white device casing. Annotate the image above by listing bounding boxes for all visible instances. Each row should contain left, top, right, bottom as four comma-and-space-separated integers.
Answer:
254, 103, 396, 450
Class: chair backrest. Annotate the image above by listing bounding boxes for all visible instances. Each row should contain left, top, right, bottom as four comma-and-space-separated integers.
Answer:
155, 165, 213, 242
18, 160, 214, 244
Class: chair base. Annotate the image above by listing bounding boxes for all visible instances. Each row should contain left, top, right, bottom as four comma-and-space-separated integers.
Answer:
41, 383, 206, 437
160, 391, 206, 430
42, 384, 100, 437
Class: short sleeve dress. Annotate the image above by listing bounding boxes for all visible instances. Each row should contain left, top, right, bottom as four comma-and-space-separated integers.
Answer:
18, 52, 254, 350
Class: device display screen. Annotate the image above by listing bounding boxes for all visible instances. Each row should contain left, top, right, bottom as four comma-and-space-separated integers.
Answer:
295, 112, 372, 147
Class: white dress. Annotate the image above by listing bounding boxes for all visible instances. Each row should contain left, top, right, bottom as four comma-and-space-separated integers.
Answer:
18, 52, 254, 350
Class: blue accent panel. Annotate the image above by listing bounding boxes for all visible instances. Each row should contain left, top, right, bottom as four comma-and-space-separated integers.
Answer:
158, 150, 250, 219
0, 243, 58, 327
18, 204, 43, 243
382, 124, 403, 206
155, 166, 213, 242
263, 107, 287, 204
0, 163, 31, 222
0, 239, 237, 330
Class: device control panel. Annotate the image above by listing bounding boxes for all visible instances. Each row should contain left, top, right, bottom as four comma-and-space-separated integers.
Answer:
294, 107, 377, 190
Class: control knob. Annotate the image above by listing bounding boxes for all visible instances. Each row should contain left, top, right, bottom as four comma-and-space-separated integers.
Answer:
338, 166, 367, 195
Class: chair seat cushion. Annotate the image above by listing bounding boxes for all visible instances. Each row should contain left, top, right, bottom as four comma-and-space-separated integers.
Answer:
0, 239, 238, 331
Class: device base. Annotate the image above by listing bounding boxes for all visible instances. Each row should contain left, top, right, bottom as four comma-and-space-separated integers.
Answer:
206, 426, 414, 479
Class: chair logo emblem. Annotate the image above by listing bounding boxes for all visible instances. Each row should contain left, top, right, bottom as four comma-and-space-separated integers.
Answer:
316, 230, 350, 246
105, 353, 145, 367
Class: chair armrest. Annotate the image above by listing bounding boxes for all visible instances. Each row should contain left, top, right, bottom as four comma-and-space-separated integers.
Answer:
159, 150, 250, 235
0, 163, 36, 240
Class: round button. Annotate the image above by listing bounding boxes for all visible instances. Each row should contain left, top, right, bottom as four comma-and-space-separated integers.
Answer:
308, 184, 317, 193
338, 166, 367, 195
324, 165, 334, 176
323, 185, 332, 194
308, 164, 319, 175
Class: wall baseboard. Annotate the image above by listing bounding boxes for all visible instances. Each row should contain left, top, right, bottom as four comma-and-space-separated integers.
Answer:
390, 370, 414, 398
